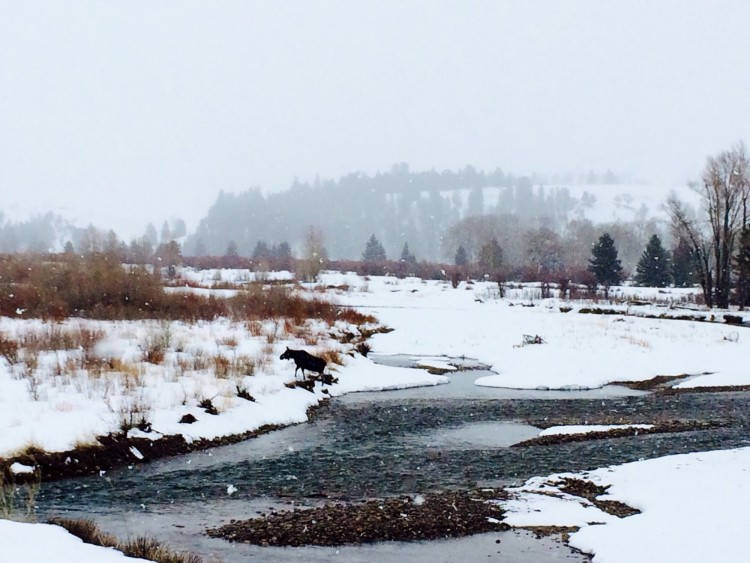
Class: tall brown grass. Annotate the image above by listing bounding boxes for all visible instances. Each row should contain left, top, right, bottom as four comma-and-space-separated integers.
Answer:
47, 518, 202, 563
0, 253, 376, 325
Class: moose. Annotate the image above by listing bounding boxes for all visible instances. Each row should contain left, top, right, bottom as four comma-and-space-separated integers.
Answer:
280, 347, 326, 380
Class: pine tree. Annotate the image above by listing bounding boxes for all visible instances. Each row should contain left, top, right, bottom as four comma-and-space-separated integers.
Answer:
400, 242, 416, 264
635, 234, 671, 287
477, 238, 503, 274
225, 240, 241, 268
252, 240, 271, 260
588, 233, 622, 296
225, 240, 239, 257
275, 241, 293, 260
273, 241, 294, 271
362, 234, 387, 262
671, 237, 695, 288
454, 245, 468, 266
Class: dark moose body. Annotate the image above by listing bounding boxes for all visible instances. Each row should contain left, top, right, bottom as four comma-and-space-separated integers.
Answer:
280, 347, 326, 379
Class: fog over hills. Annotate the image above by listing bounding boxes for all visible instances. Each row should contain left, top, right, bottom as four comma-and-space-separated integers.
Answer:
3, 2, 749, 251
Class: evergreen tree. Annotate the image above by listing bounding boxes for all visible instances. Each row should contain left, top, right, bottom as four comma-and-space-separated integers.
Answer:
400, 242, 416, 264
635, 234, 671, 287
160, 220, 172, 243
226, 240, 239, 257
588, 232, 622, 296
225, 240, 241, 267
172, 218, 187, 238
193, 238, 207, 257
671, 237, 695, 288
273, 241, 294, 271
275, 241, 293, 260
362, 234, 387, 262
454, 245, 468, 266
144, 223, 158, 247
252, 240, 271, 261
477, 238, 503, 274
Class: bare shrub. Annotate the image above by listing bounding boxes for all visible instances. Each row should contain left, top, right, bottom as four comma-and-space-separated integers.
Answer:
301, 330, 319, 346
0, 333, 20, 365
219, 335, 239, 348
198, 397, 219, 415
230, 355, 255, 378
319, 348, 343, 366
17, 352, 42, 400
212, 355, 231, 378
247, 320, 264, 337
115, 379, 153, 433
265, 330, 277, 345
190, 349, 210, 371
235, 385, 255, 401
143, 332, 169, 365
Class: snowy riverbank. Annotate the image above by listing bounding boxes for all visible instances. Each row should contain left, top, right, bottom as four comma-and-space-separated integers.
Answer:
3, 271, 750, 561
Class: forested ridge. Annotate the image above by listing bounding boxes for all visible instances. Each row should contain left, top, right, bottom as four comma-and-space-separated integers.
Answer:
185, 164, 622, 262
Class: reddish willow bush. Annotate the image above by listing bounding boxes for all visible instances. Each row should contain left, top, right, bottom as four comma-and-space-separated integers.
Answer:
0, 254, 375, 325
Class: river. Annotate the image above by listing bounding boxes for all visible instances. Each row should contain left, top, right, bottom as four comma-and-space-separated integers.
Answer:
36, 357, 750, 562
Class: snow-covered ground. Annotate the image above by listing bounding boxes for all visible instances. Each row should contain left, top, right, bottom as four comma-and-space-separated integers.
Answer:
321, 273, 750, 390
499, 446, 750, 563
2, 270, 750, 561
0, 315, 445, 458
0, 519, 150, 562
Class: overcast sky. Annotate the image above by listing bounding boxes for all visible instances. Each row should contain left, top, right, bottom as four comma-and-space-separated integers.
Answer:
2, 1, 749, 239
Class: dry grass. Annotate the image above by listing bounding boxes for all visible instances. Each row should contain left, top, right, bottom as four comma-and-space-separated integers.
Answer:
618, 335, 652, 349
2, 325, 104, 366
112, 372, 153, 433
0, 253, 375, 326
209, 354, 255, 379
47, 518, 203, 563
246, 320, 264, 337
319, 348, 343, 366
0, 468, 41, 522
212, 355, 231, 378
218, 335, 239, 348
0, 333, 20, 364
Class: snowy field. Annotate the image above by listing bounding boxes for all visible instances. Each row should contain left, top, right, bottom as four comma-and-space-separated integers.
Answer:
0, 315, 445, 458
499, 446, 750, 563
2, 270, 750, 560
323, 273, 750, 390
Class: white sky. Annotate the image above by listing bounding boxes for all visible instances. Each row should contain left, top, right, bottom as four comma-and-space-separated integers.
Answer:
2, 0, 749, 239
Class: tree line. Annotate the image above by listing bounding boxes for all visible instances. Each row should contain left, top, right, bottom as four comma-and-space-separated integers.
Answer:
183, 165, 617, 262
6, 147, 750, 310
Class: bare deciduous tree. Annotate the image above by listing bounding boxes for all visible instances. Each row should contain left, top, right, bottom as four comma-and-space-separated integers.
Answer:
300, 226, 327, 282
667, 142, 750, 308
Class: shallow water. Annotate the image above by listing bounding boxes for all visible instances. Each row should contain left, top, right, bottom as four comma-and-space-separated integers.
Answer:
36, 356, 750, 562
353, 354, 647, 401
409, 421, 541, 449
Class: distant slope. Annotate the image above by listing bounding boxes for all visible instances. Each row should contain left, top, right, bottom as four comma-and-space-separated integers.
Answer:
185, 172, 697, 263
